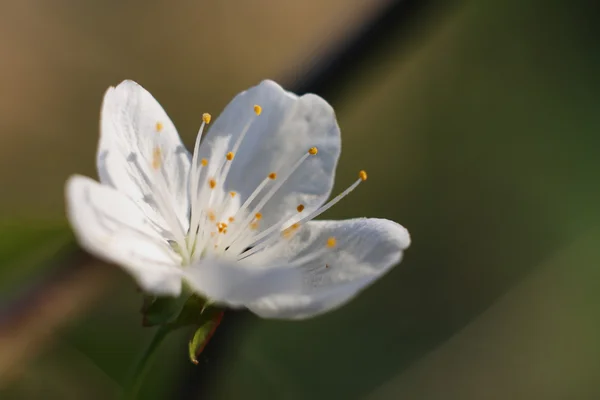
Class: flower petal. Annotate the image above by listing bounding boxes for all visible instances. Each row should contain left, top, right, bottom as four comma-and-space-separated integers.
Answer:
65, 175, 183, 296
182, 257, 303, 307
197, 80, 341, 233
98, 80, 191, 236
247, 218, 410, 319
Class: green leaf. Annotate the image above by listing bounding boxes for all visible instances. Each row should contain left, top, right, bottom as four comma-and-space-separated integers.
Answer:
188, 311, 224, 365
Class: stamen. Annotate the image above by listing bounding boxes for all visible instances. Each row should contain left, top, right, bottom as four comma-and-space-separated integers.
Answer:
231, 206, 297, 255
217, 222, 228, 233
308, 147, 318, 155
281, 170, 367, 232
131, 155, 189, 260
228, 216, 235, 222
228, 174, 272, 225
155, 122, 163, 132
297, 204, 305, 212
209, 178, 217, 189
237, 197, 345, 259
151, 147, 162, 170
224, 149, 317, 248
254, 105, 262, 115
211, 106, 260, 209
282, 223, 300, 238
255, 212, 262, 220
186, 115, 211, 247
268, 172, 277, 180
359, 170, 368, 181
230, 191, 236, 198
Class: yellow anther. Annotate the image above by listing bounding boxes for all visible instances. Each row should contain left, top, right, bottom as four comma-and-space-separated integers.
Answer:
297, 204, 305, 212
228, 216, 235, 222
208, 211, 216, 222
359, 170, 368, 181
253, 105, 262, 116
217, 222, 228, 233
155, 121, 163, 132
201, 158, 208, 166
226, 151, 235, 161
282, 223, 300, 238
152, 147, 162, 169
202, 113, 211, 124
268, 172, 277, 180
255, 212, 262, 220
230, 191, 237, 198
327, 237, 337, 248
209, 178, 217, 189
308, 147, 318, 155
250, 222, 259, 230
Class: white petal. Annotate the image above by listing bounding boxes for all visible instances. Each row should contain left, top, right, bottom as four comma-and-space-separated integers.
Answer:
247, 218, 410, 319
65, 175, 183, 296
197, 80, 340, 232
182, 258, 303, 307
98, 80, 191, 235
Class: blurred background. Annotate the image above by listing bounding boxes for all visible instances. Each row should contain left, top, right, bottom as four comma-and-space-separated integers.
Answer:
1, 0, 600, 398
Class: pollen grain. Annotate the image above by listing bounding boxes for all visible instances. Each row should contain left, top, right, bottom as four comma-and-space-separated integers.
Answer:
152, 147, 162, 169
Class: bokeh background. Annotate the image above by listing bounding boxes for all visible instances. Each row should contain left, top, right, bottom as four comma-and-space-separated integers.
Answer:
2, 0, 600, 399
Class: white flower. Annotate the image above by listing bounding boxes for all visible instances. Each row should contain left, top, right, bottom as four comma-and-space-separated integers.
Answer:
65, 80, 410, 319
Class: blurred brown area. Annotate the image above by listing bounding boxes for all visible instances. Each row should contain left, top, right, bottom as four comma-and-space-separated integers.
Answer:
0, 259, 115, 385
0, 0, 389, 217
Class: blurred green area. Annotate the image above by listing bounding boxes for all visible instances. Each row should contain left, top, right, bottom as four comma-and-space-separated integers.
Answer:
0, 220, 70, 293
2, 0, 600, 399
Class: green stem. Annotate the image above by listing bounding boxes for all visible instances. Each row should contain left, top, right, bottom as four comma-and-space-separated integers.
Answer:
121, 325, 171, 399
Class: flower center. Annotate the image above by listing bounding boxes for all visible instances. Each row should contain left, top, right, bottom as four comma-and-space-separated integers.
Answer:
153, 104, 367, 266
